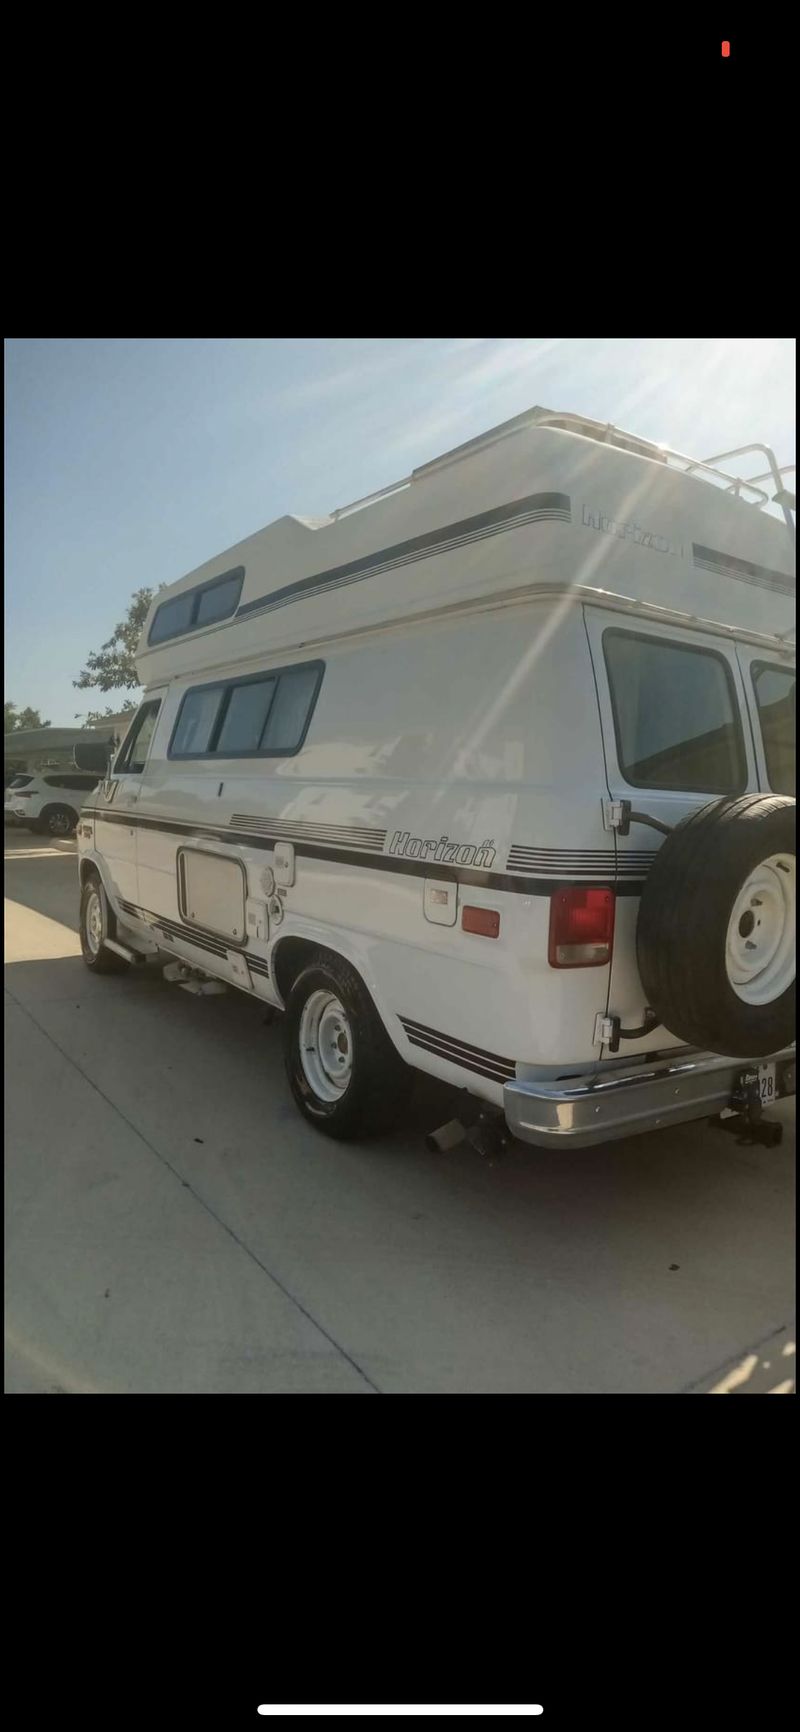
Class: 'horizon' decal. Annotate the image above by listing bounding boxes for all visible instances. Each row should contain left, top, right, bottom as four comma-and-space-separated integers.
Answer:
389, 831, 497, 868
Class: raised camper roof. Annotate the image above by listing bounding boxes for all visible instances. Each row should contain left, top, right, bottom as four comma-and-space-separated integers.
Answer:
136, 407, 796, 685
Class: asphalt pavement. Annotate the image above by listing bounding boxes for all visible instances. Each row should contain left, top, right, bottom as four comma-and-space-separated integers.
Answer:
4, 826, 795, 1394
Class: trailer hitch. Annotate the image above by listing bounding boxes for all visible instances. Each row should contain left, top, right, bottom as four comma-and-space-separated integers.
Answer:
710, 1072, 784, 1148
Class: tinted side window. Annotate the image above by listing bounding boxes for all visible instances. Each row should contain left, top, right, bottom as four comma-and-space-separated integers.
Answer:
603, 631, 746, 793
216, 679, 277, 753
261, 666, 321, 752
115, 700, 162, 774
149, 568, 244, 645
169, 662, 323, 758
149, 593, 194, 644
196, 572, 243, 628
44, 776, 65, 788
171, 688, 224, 756
753, 663, 795, 795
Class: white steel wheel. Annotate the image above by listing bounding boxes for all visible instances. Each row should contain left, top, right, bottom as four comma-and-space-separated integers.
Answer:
299, 990, 354, 1102
725, 853, 795, 1006
85, 886, 103, 955
79, 875, 129, 974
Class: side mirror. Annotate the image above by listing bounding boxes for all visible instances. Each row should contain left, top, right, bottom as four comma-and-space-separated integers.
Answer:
73, 738, 114, 774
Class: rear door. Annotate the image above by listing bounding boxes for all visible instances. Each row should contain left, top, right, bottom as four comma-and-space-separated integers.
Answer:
584, 608, 759, 1058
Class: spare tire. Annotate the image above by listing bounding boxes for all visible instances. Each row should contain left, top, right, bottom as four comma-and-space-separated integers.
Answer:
637, 794, 795, 1058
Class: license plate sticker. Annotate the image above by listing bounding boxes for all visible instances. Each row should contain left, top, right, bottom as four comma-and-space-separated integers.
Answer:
758, 1062, 777, 1105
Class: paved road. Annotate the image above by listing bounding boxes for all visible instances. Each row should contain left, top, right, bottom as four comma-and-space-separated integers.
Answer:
4, 826, 795, 1394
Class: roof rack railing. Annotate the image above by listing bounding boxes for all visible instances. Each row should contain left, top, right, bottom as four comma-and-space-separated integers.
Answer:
685, 446, 795, 542
331, 475, 412, 521
330, 407, 795, 552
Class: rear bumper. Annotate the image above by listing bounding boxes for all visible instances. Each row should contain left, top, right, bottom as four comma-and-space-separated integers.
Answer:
504, 1050, 796, 1149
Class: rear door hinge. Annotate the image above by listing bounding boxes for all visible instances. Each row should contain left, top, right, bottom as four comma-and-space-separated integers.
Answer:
594, 1013, 617, 1048
602, 797, 673, 838
602, 798, 629, 833
595, 1009, 661, 1053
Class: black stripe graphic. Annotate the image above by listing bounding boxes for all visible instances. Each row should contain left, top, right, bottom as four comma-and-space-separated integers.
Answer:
119, 894, 270, 976
236, 491, 571, 621
230, 813, 387, 850
85, 808, 648, 896
398, 1015, 516, 1084
692, 542, 794, 598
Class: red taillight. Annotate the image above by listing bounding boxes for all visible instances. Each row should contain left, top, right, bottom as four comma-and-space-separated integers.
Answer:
462, 905, 500, 938
548, 887, 615, 968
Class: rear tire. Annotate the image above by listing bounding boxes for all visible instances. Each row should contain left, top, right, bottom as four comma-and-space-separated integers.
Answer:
79, 873, 130, 974
35, 804, 78, 838
637, 794, 795, 1057
283, 952, 410, 1139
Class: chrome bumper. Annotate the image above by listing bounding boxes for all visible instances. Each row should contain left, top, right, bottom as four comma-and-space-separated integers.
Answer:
504, 1050, 796, 1149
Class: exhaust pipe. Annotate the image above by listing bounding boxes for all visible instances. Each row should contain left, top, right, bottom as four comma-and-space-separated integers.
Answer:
426, 1118, 466, 1153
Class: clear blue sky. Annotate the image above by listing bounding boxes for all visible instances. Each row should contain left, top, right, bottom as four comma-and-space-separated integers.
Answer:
5, 338, 795, 725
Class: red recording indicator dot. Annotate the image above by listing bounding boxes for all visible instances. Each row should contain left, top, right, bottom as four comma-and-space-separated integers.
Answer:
722, 40, 731, 56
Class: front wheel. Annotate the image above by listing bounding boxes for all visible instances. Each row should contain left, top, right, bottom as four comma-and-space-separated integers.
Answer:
79, 875, 130, 974
283, 952, 410, 1139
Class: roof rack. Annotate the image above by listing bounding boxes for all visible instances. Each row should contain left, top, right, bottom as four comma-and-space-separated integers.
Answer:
331, 405, 795, 551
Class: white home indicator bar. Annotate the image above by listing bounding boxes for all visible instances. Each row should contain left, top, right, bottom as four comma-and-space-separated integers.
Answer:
257, 1710, 544, 1718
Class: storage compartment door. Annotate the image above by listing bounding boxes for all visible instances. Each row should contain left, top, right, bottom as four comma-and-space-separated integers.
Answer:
178, 848, 246, 943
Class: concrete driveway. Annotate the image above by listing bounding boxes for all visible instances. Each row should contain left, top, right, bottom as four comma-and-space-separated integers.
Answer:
4, 828, 795, 1394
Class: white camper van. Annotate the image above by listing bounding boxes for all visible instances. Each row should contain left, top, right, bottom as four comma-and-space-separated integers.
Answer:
76, 407, 796, 1153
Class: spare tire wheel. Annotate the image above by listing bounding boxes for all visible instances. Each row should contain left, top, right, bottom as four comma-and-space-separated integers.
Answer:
636, 794, 795, 1058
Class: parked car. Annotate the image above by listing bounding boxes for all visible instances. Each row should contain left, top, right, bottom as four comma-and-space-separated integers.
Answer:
5, 770, 100, 836
75, 406, 796, 1152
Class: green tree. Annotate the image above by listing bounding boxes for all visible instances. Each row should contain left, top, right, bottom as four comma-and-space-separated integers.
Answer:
73, 586, 159, 697
5, 701, 51, 732
75, 701, 139, 728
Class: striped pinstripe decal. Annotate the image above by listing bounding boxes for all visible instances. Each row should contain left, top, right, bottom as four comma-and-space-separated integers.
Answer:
86, 810, 651, 895
506, 846, 658, 878
229, 813, 387, 851
119, 897, 269, 973
237, 492, 571, 622
398, 1015, 516, 1084
692, 543, 794, 598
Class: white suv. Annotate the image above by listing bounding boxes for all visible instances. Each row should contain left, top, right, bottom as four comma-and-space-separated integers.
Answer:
4, 770, 99, 837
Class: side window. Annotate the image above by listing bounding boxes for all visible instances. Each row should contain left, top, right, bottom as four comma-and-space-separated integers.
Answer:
603, 630, 746, 794
149, 567, 244, 645
169, 662, 323, 758
261, 666, 321, 752
216, 679, 277, 753
149, 593, 194, 645
195, 572, 243, 628
752, 663, 795, 796
170, 687, 224, 756
43, 775, 65, 788
114, 700, 162, 775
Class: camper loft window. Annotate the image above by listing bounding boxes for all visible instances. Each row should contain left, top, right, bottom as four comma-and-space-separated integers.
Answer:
168, 661, 324, 759
148, 566, 244, 645
752, 663, 796, 797
603, 630, 746, 795
195, 572, 242, 627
